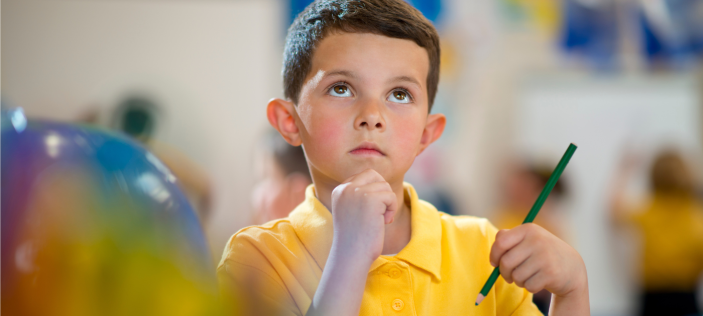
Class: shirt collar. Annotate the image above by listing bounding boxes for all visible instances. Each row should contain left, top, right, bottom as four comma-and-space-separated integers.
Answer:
288, 182, 443, 281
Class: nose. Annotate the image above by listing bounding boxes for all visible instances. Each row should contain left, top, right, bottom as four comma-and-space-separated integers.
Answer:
354, 98, 386, 132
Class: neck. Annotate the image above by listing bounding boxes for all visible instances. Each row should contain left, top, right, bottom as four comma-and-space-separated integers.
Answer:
311, 172, 412, 256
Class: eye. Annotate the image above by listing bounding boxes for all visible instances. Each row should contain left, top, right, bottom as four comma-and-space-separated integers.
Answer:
328, 83, 353, 97
387, 89, 412, 104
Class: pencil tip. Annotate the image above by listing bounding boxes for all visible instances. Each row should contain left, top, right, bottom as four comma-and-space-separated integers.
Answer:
475, 294, 485, 305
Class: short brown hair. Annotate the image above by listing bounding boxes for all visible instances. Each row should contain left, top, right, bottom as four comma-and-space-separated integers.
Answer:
650, 150, 694, 195
283, 0, 441, 111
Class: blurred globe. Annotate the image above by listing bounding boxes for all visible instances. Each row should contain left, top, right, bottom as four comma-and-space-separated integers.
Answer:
2, 108, 223, 316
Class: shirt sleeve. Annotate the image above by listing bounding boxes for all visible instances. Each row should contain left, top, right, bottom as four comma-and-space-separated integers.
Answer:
217, 234, 302, 316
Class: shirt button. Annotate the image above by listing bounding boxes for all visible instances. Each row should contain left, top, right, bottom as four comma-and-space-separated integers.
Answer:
391, 299, 404, 311
389, 268, 401, 279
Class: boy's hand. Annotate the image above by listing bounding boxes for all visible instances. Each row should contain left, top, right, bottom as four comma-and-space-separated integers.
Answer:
330, 169, 398, 263
307, 169, 397, 316
490, 223, 589, 314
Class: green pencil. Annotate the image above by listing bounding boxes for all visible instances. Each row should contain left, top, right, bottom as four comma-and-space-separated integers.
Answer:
475, 143, 577, 306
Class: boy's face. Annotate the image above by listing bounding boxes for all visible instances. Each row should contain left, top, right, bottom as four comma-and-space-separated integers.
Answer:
288, 32, 442, 185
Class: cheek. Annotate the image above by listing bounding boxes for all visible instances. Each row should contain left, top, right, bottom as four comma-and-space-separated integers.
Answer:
390, 118, 424, 161
302, 109, 347, 160
315, 114, 344, 145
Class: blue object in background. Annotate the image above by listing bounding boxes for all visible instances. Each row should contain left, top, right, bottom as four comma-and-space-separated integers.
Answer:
289, 0, 314, 27
288, 0, 443, 27
2, 109, 210, 257
2, 108, 219, 315
559, 0, 620, 70
406, 0, 443, 24
638, 0, 703, 69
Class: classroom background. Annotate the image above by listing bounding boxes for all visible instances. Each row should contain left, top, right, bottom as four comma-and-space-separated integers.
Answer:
3, 0, 703, 315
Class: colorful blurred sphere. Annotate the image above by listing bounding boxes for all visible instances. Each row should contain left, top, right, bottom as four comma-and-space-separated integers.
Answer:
2, 108, 222, 316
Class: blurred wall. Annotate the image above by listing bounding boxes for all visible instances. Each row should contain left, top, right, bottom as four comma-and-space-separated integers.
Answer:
516, 74, 703, 315
2, 0, 283, 259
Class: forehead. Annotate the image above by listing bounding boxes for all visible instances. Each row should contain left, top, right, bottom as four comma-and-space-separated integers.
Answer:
308, 32, 429, 86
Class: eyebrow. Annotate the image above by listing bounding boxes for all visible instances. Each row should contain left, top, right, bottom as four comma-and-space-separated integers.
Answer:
324, 70, 422, 87
324, 70, 357, 79
390, 75, 421, 87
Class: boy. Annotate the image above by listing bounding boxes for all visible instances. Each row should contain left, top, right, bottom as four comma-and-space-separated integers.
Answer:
218, 1, 590, 315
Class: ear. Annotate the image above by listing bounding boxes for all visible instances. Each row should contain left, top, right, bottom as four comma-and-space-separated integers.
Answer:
417, 113, 446, 156
267, 98, 302, 146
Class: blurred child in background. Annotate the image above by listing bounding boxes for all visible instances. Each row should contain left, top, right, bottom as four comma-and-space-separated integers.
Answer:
493, 162, 570, 314
611, 150, 703, 316
251, 129, 312, 225
494, 163, 569, 239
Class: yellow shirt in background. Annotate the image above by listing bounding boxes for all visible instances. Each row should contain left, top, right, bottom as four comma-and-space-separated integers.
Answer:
218, 183, 541, 315
629, 194, 703, 291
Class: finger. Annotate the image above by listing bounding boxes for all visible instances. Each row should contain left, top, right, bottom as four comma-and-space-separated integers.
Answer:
364, 191, 398, 224
331, 182, 352, 201
356, 181, 393, 194
498, 244, 533, 284
347, 169, 385, 186
509, 254, 540, 288
383, 195, 399, 224
490, 228, 527, 268
522, 270, 549, 294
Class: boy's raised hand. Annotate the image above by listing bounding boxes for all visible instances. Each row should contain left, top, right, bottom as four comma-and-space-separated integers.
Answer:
490, 224, 590, 315
306, 169, 398, 316
331, 168, 398, 263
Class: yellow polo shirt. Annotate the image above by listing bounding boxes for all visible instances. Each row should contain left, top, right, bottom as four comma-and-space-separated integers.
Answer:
627, 194, 703, 291
218, 183, 541, 315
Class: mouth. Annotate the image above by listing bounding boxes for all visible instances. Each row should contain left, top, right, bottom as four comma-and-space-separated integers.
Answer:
349, 142, 385, 156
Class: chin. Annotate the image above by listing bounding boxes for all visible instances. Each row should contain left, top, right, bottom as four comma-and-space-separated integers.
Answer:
344, 164, 394, 180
